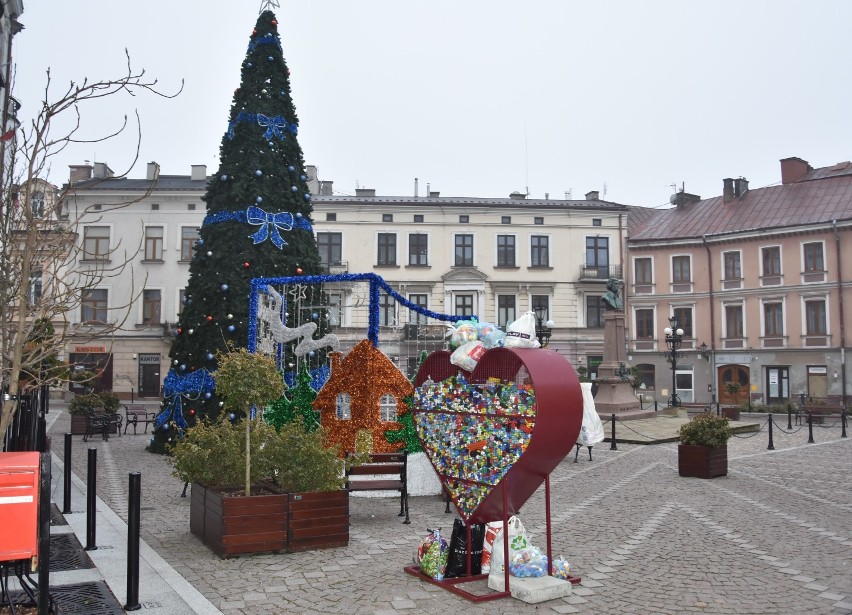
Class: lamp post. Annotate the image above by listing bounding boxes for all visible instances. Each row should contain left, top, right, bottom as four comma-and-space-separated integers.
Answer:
664, 315, 684, 407
533, 307, 555, 348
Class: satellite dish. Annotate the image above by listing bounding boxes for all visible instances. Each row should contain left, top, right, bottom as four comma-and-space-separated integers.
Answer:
669, 193, 678, 204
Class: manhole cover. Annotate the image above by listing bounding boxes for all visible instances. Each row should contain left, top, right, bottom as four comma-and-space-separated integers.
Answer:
50, 503, 68, 526
49, 533, 95, 572
7, 581, 125, 615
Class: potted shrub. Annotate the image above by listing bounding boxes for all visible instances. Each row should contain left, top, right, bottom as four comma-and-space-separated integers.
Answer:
68, 390, 121, 435
678, 413, 732, 478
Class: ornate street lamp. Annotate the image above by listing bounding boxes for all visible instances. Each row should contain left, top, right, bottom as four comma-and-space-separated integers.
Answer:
533, 306, 555, 348
664, 315, 684, 407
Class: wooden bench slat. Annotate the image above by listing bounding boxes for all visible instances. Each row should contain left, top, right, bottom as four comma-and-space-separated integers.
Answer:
347, 464, 404, 475
347, 480, 404, 491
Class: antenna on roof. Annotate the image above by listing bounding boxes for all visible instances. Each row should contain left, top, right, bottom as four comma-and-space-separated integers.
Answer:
524, 122, 530, 196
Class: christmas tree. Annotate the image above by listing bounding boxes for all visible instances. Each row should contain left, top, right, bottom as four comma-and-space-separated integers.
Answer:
151, 9, 326, 451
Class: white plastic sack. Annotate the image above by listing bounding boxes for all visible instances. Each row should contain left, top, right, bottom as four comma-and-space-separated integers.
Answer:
489, 516, 532, 575
450, 340, 486, 372
504, 311, 540, 349
578, 382, 605, 446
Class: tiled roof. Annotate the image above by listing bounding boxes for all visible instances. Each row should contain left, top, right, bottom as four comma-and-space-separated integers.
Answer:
629, 165, 852, 242
69, 176, 209, 191
626, 205, 663, 235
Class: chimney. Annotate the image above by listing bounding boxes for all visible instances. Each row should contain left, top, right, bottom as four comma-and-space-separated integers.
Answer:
723, 178, 735, 201
93, 162, 114, 179
429, 191, 440, 198
190, 164, 206, 181
734, 177, 749, 197
355, 188, 376, 197
318, 180, 334, 196
780, 157, 812, 184
509, 191, 526, 200
146, 162, 159, 181
585, 190, 599, 201
672, 191, 701, 207
69, 164, 93, 182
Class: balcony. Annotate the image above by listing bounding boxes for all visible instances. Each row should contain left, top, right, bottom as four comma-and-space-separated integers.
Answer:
579, 264, 622, 281
320, 261, 349, 275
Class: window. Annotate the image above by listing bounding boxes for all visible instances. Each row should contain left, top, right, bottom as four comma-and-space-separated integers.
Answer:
497, 235, 515, 267
592, 218, 602, 227
81, 289, 108, 323
672, 255, 691, 283
144, 226, 164, 260
83, 226, 110, 260
28, 272, 42, 305
585, 237, 609, 277
635, 309, 654, 339
805, 299, 826, 335
414, 214, 424, 223
764, 302, 783, 336
317, 232, 342, 267
455, 294, 474, 317
762, 246, 781, 276
501, 216, 511, 225
382, 214, 393, 223
326, 213, 337, 222
336, 393, 351, 420
725, 305, 744, 338
181, 227, 199, 261
379, 294, 396, 326
455, 234, 473, 266
586, 296, 604, 328
327, 293, 342, 326
803, 242, 824, 272
178, 289, 186, 316
531, 295, 549, 322
635, 364, 655, 390
723, 251, 741, 279
31, 191, 45, 217
634, 258, 652, 284
459, 215, 469, 224
377, 233, 397, 266
409, 234, 428, 266
534, 217, 544, 225
497, 295, 516, 328
673, 307, 693, 338
408, 294, 428, 324
531, 236, 549, 267
187, 203, 196, 211
380, 394, 398, 422
151, 203, 159, 211
142, 289, 161, 325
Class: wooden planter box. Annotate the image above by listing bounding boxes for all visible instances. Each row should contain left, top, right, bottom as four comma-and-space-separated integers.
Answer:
191, 484, 288, 558
190, 484, 349, 558
678, 445, 727, 478
721, 406, 740, 421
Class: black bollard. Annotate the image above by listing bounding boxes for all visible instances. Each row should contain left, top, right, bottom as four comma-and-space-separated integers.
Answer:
610, 414, 618, 450
63, 432, 72, 514
125, 472, 142, 611
767, 414, 775, 450
38, 453, 51, 615
654, 401, 658, 412
807, 412, 814, 444
842, 408, 847, 438
85, 448, 98, 550
787, 407, 792, 430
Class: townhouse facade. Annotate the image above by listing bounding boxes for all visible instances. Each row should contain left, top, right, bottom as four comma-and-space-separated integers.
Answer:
61, 161, 629, 399
626, 157, 852, 409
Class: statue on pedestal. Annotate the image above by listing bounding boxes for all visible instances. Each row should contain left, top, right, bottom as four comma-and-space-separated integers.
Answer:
601, 277, 623, 312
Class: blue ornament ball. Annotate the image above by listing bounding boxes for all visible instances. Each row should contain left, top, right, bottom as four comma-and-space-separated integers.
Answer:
221, 284, 229, 291
255, 169, 263, 177
287, 165, 295, 172
227, 325, 236, 332
295, 212, 302, 218
179, 364, 186, 371
304, 193, 311, 200
300, 175, 306, 181
206, 353, 214, 361
228, 413, 236, 421
163, 424, 169, 431
256, 196, 263, 203
220, 175, 228, 181
198, 239, 204, 245
312, 312, 318, 319
268, 56, 273, 61
290, 186, 298, 192
309, 350, 316, 358
204, 392, 212, 400
247, 62, 253, 68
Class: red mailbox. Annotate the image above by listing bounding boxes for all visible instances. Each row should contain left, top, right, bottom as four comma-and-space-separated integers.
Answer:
0, 451, 40, 563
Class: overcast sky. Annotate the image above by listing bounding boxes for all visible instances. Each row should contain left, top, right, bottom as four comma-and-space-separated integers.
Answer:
13, 1, 852, 207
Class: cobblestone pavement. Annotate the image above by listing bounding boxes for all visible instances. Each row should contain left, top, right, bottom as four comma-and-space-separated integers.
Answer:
50, 410, 851, 614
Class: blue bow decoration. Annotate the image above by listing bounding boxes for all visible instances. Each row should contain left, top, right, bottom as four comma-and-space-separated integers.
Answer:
156, 368, 215, 430
246, 206, 294, 249
256, 114, 287, 140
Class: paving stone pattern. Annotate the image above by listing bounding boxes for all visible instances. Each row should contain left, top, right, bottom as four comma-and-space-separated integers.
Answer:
52, 410, 851, 614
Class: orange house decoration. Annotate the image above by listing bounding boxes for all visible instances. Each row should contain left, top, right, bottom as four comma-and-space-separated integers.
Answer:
314, 339, 414, 454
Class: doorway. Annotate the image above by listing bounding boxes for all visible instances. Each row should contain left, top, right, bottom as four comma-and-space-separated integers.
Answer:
138, 354, 161, 398
718, 365, 749, 405
766, 367, 790, 404
807, 366, 828, 398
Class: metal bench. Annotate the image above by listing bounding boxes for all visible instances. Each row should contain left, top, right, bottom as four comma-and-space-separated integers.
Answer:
346, 451, 409, 524
83, 409, 123, 442
124, 404, 157, 434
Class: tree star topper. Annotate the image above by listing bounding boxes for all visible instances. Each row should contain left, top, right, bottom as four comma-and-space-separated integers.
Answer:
259, 0, 280, 13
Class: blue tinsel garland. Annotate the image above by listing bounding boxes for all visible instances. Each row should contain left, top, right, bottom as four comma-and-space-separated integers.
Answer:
227, 111, 298, 140
203, 207, 313, 249
156, 368, 216, 431
247, 33, 282, 54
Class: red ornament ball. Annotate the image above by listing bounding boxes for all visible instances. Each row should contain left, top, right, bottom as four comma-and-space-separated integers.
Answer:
189, 409, 196, 416
271, 19, 277, 25
243, 261, 251, 269
295, 267, 303, 275
176, 328, 182, 334
206, 315, 213, 322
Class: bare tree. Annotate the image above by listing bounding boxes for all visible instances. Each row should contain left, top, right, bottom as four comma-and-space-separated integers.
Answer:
0, 52, 182, 443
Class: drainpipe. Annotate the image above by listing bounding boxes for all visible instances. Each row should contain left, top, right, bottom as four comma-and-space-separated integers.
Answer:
833, 220, 847, 407
703, 235, 716, 404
